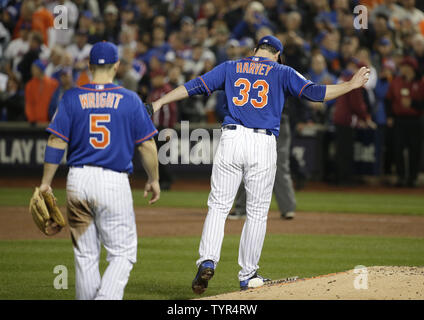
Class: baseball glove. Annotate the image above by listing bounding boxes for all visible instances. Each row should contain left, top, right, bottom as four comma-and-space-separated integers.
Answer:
145, 103, 153, 117
29, 187, 66, 236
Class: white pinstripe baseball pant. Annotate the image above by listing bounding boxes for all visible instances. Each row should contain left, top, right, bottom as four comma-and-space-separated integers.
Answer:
66, 166, 137, 300
196, 125, 277, 281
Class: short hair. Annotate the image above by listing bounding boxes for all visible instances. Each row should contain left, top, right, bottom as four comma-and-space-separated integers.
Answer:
89, 63, 115, 72
255, 43, 279, 55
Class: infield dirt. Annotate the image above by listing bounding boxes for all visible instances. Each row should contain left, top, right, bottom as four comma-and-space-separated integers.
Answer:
2, 207, 424, 239
199, 266, 424, 300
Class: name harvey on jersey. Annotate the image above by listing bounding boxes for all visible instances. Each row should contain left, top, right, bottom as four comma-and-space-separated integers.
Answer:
167, 304, 258, 317
78, 92, 124, 109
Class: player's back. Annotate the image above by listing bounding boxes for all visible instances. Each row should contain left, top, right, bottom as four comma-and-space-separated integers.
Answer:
222, 56, 303, 136
47, 83, 157, 173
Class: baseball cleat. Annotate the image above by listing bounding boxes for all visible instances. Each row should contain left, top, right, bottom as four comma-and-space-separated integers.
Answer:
228, 211, 246, 220
240, 273, 271, 290
282, 211, 295, 220
192, 260, 215, 295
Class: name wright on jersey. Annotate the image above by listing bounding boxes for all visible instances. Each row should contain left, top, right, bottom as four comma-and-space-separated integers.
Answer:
78, 92, 124, 110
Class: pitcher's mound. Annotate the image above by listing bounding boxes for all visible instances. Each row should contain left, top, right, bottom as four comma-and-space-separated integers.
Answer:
201, 266, 424, 300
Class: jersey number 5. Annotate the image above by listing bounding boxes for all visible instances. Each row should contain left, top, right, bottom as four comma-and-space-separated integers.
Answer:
90, 114, 110, 149
232, 78, 269, 108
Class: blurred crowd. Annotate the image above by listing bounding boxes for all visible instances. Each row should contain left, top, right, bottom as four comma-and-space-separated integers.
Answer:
0, 0, 423, 186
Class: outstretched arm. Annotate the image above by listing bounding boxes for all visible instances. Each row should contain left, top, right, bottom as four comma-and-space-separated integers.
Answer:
152, 85, 189, 113
152, 62, 227, 113
324, 67, 370, 101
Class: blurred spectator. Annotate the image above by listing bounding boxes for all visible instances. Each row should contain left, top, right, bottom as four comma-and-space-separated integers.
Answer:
411, 33, 424, 76
225, 38, 242, 61
306, 52, 337, 124
369, 12, 395, 49
118, 26, 137, 58
44, 45, 64, 80
210, 24, 230, 64
318, 30, 341, 74
148, 68, 177, 190
401, 0, 424, 26
77, 10, 94, 34
371, 0, 406, 29
13, 0, 37, 40
0, 17, 10, 59
48, 67, 73, 119
180, 16, 195, 46
136, 0, 155, 35
372, 37, 395, 73
232, 1, 274, 40
24, 59, 58, 123
66, 30, 92, 62
32, 0, 55, 46
4, 22, 31, 77
115, 58, 138, 92
103, 3, 120, 43
0, 76, 25, 121
73, 0, 100, 18
120, 5, 136, 27
374, 59, 396, 178
88, 17, 105, 44
339, 36, 360, 72
17, 31, 48, 84
333, 60, 376, 185
386, 57, 423, 187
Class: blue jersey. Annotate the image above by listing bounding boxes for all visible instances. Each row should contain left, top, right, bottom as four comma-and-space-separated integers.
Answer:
47, 83, 158, 173
184, 56, 317, 137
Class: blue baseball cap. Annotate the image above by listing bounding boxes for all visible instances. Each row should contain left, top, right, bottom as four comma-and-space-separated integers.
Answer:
33, 59, 46, 72
89, 41, 119, 65
258, 35, 284, 63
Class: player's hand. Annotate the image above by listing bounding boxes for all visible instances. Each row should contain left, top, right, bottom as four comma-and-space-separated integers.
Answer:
39, 184, 52, 194
144, 180, 160, 204
350, 67, 370, 89
152, 101, 162, 113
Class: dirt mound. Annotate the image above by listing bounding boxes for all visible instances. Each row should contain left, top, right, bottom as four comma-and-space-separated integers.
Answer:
201, 266, 424, 300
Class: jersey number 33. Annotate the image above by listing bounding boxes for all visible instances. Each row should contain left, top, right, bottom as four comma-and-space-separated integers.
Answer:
232, 78, 269, 109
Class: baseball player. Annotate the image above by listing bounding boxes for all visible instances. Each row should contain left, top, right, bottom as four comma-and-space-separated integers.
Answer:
38, 41, 160, 300
152, 35, 370, 293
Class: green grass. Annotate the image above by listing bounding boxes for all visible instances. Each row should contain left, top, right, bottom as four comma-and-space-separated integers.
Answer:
0, 234, 423, 299
1, 187, 424, 215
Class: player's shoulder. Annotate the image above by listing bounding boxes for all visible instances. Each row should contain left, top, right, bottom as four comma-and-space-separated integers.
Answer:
61, 87, 81, 102
274, 63, 294, 73
117, 87, 144, 107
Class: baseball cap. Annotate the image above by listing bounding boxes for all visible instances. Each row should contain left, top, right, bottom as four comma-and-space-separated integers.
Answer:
89, 41, 119, 65
379, 37, 391, 46
33, 59, 46, 72
258, 35, 284, 63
